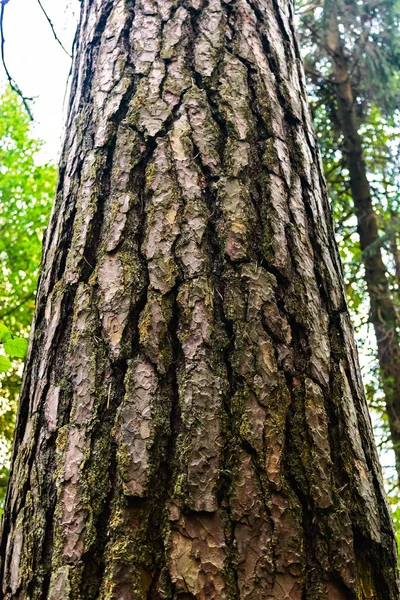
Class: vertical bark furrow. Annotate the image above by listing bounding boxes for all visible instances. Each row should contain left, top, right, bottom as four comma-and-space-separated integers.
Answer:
1, 0, 398, 599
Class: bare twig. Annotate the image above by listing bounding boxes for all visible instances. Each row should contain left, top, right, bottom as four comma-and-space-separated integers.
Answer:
36, 0, 71, 58
305, 67, 336, 85
0, 292, 35, 319
0, 0, 33, 119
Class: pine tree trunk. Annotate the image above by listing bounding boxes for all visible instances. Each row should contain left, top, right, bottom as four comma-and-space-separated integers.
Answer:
325, 1, 400, 486
1, 0, 398, 598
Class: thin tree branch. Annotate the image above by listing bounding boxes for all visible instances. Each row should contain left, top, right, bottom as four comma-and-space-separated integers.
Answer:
36, 0, 71, 58
0, 0, 33, 119
0, 291, 35, 319
305, 67, 336, 85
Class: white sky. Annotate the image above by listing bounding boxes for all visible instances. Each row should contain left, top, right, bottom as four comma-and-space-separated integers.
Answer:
0, 0, 79, 160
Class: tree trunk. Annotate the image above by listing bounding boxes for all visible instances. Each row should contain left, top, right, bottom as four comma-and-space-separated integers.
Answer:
325, 0, 400, 486
1, 0, 398, 598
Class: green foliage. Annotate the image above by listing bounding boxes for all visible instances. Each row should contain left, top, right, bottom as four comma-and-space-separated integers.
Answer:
297, 0, 400, 114
0, 322, 28, 367
0, 87, 56, 508
0, 87, 57, 330
312, 98, 400, 323
389, 495, 400, 551
0, 356, 11, 373
0, 321, 29, 502
297, 0, 400, 547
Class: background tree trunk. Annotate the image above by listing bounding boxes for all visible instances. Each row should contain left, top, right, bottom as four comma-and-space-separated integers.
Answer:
325, 0, 400, 485
1, 0, 398, 598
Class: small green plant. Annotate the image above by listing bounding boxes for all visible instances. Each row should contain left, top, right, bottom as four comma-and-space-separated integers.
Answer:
0, 322, 28, 372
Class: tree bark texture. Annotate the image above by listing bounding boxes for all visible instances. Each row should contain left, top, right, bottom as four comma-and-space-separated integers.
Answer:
325, 0, 400, 486
1, 0, 399, 598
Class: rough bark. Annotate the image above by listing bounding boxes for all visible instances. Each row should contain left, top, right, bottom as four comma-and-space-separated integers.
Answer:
1, 0, 399, 598
325, 0, 400, 485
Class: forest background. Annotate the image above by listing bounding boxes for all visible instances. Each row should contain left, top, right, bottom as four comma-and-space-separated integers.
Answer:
0, 0, 399, 545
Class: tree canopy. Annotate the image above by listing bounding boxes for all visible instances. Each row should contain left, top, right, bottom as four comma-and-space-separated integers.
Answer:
297, 0, 400, 537
0, 87, 56, 505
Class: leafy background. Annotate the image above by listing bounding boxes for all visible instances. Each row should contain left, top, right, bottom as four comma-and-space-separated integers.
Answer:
0, 88, 56, 502
296, 0, 400, 546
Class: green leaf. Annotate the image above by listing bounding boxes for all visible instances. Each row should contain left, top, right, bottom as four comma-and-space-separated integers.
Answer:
3, 337, 28, 359
0, 87, 57, 510
0, 355, 12, 373
0, 323, 11, 343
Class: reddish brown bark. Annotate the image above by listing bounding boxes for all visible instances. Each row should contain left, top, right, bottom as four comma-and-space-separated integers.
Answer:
0, 0, 398, 598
